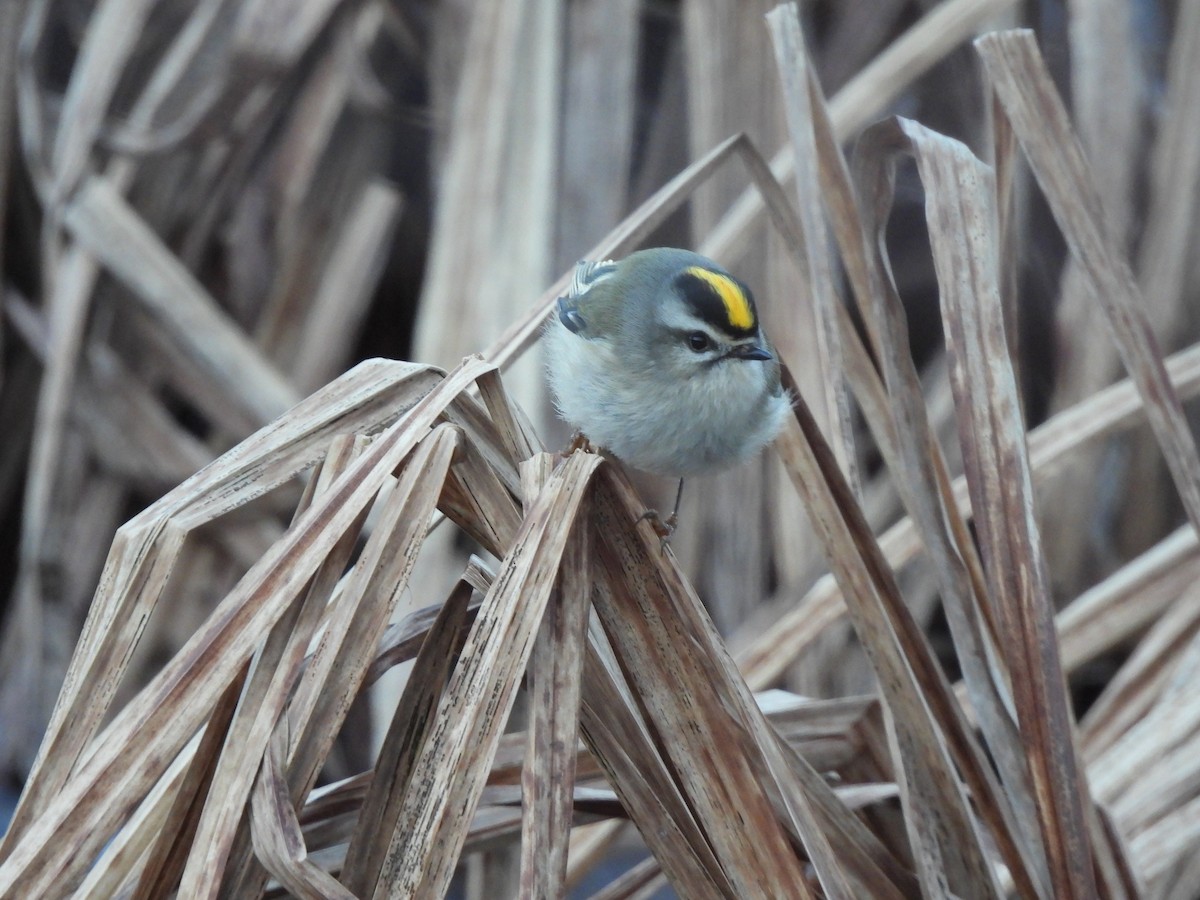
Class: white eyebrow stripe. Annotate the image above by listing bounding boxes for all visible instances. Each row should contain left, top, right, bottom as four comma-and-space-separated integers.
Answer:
658, 306, 722, 335
659, 306, 760, 343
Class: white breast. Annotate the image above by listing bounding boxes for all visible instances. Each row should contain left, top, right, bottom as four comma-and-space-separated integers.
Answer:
543, 317, 789, 476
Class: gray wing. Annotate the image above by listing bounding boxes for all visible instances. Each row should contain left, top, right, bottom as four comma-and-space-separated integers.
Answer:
556, 295, 588, 334
569, 258, 617, 297
558, 258, 617, 335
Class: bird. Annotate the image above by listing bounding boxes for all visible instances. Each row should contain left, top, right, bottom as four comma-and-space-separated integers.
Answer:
542, 247, 790, 536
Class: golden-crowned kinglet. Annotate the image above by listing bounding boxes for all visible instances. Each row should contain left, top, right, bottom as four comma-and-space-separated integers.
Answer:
544, 248, 790, 496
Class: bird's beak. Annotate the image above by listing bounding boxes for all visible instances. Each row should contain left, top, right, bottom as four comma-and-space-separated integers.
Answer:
729, 343, 773, 362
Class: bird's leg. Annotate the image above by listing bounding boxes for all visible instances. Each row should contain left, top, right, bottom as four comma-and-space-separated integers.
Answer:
566, 431, 596, 454
667, 477, 684, 533
638, 478, 684, 548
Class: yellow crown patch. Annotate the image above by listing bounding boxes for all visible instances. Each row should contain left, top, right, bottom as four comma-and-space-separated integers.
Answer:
685, 266, 754, 331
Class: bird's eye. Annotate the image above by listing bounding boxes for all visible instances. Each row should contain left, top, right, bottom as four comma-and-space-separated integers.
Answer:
687, 332, 712, 352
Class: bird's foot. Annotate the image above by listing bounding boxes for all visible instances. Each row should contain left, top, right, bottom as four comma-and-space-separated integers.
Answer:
637, 508, 678, 551
566, 431, 597, 455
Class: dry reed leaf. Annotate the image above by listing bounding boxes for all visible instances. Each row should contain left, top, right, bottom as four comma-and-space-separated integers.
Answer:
737, 334, 1200, 692
1080, 583, 1200, 763
4, 291, 211, 490
1058, 525, 1200, 676
232, 0, 348, 66
734, 38, 1027, 892
588, 467, 812, 898
555, 0, 638, 268
123, 660, 252, 898
291, 180, 404, 393
0, 0, 18, 289
774, 364, 1004, 898
637, 588, 912, 896
850, 118, 1048, 895
577, 626, 732, 899
1136, 0, 1200, 342
563, 687, 901, 893
178, 436, 374, 898
72, 730, 207, 899
342, 579, 473, 896
295, 777, 611, 875
770, 32, 1017, 859
729, 56, 1161, 897
0, 233, 107, 778
62, 177, 297, 426
1130, 792, 1200, 896
228, 410, 525, 897
371, 451, 601, 898
1089, 616, 1200, 795
766, 5, 857, 493
0, 358, 480, 892
1093, 662, 1200, 863
415, 0, 557, 403
977, 30, 1200, 533
729, 103, 1038, 894
580, 857, 667, 900
120, 446, 350, 898
703, 0, 1020, 265
281, 433, 454, 794
4, 360, 441, 836
517, 486, 590, 898
317, 686, 876, 839
250, 728, 356, 900
364, 585, 486, 690
987, 74, 1022, 376
871, 113, 1096, 897
45, 0, 156, 204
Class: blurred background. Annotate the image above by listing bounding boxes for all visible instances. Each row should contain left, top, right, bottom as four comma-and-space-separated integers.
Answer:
0, 0, 1196, 871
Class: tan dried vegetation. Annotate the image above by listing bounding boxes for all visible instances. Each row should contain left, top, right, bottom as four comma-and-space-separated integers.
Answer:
0, 0, 1199, 897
